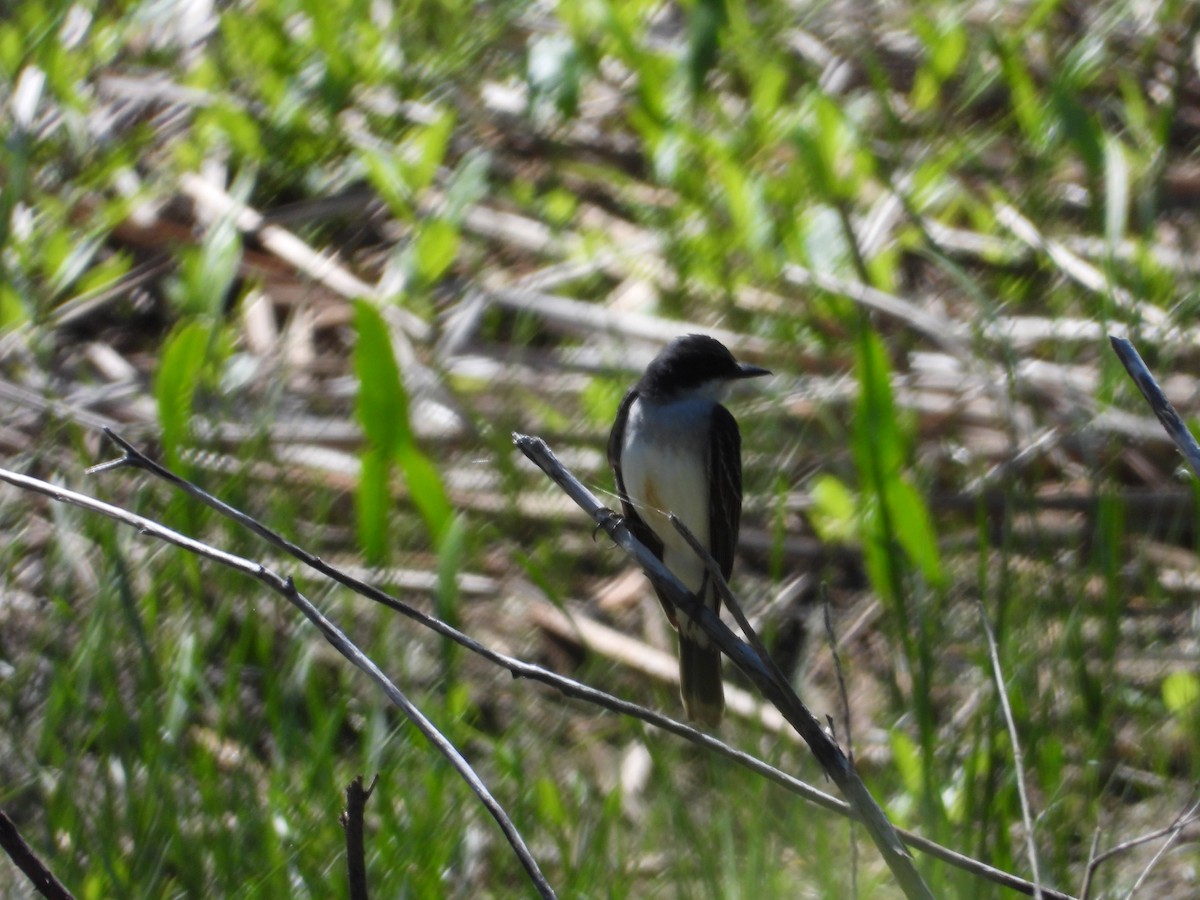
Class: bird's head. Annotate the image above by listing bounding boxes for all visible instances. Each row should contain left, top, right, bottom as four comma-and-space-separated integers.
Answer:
638, 334, 770, 402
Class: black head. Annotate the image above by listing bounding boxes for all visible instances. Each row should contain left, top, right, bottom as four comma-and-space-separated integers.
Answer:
637, 334, 770, 401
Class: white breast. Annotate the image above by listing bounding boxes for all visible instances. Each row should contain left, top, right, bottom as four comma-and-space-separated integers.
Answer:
619, 395, 712, 594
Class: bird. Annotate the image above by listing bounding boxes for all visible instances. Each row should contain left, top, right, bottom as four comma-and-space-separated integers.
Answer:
607, 334, 769, 725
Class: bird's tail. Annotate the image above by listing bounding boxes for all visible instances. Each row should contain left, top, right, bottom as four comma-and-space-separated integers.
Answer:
679, 636, 724, 726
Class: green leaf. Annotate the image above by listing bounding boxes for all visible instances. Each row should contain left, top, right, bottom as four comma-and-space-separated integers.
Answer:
994, 39, 1045, 150
0, 283, 29, 329
353, 300, 407, 455
154, 320, 210, 469
173, 209, 242, 318
884, 478, 943, 586
436, 514, 467, 622
409, 110, 457, 192
536, 775, 566, 828
684, 0, 727, 95
353, 299, 452, 545
360, 146, 414, 220
859, 499, 896, 606
853, 328, 903, 483
1163, 671, 1200, 716
808, 474, 858, 544
1051, 82, 1102, 174
911, 15, 967, 111
890, 728, 922, 797
162, 631, 197, 743
414, 218, 461, 284
929, 21, 967, 81
398, 443, 453, 544
357, 446, 390, 563
718, 157, 770, 255
73, 250, 132, 299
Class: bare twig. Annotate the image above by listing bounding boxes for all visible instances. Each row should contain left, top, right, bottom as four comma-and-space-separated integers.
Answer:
1126, 805, 1194, 898
668, 513, 794, 700
1080, 826, 1105, 900
997, 205, 1163, 327
1, 441, 1072, 899
0, 810, 75, 900
515, 431, 1086, 899
341, 775, 378, 900
178, 172, 429, 339
1109, 335, 1200, 479
0, 464, 556, 899
517, 433, 935, 900
977, 597, 1042, 898
1079, 798, 1200, 900
781, 262, 970, 359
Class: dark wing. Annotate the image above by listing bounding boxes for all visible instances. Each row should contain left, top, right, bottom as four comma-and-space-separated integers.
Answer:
607, 389, 664, 560
708, 404, 743, 581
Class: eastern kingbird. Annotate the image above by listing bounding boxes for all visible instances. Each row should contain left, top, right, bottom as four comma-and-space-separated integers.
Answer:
608, 334, 769, 725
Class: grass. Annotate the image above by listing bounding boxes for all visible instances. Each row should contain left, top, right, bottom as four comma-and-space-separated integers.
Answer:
2, 0, 1200, 897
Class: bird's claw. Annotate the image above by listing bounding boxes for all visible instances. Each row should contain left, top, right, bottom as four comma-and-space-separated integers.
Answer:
594, 508, 623, 540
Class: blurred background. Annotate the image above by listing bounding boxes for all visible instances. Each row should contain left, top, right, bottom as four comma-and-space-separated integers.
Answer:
2, 0, 1199, 896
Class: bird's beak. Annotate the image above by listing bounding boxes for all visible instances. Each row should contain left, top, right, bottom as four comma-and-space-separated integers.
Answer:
735, 363, 771, 379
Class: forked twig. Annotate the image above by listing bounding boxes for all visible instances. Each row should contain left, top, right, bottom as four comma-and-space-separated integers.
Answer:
1079, 798, 1200, 899
0, 464, 556, 899
516, 432, 1083, 899
0, 435, 1073, 899
1125, 798, 1199, 897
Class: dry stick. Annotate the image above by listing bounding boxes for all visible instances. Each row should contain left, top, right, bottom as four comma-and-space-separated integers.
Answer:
0, 465, 555, 900
518, 435, 934, 900
1109, 336, 1200, 479
178, 172, 429, 340
1079, 798, 1200, 900
1080, 827, 1105, 900
668, 514, 791, 699
997, 205, 1165, 328
1125, 802, 1198, 899
340, 775, 378, 900
82, 431, 1068, 899
1107, 335, 1200, 898
0, 810, 75, 900
976, 597, 1043, 899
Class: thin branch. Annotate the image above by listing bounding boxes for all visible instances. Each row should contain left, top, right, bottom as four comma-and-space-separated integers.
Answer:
1109, 335, 1200, 478
1080, 826, 1105, 900
977, 597, 1042, 898
1125, 798, 1200, 898
0, 810, 75, 900
668, 513, 793, 699
998, 206, 1162, 327
76, 431, 1070, 898
340, 775, 378, 900
178, 172, 429, 339
1079, 798, 1200, 900
0, 464, 556, 900
517, 433, 935, 900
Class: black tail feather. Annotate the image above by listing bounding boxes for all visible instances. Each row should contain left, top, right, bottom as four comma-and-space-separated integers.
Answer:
679, 636, 724, 726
